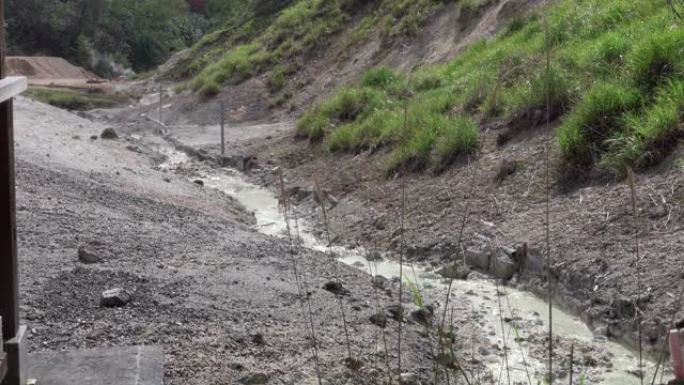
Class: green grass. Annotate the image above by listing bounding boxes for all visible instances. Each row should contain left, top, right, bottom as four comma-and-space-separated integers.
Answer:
25, 87, 132, 111
298, 0, 684, 175
183, 0, 472, 96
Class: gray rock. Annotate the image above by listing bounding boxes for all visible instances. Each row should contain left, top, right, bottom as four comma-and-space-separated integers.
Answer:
193, 179, 204, 186
410, 307, 433, 326
400, 373, 419, 385
489, 247, 519, 280
240, 373, 269, 385
323, 281, 348, 295
371, 275, 388, 289
100, 288, 131, 307
592, 324, 608, 339
370, 312, 387, 328
373, 214, 388, 230
436, 263, 470, 280
386, 305, 404, 321
100, 128, 118, 139
78, 246, 101, 264
465, 246, 491, 270
365, 251, 384, 262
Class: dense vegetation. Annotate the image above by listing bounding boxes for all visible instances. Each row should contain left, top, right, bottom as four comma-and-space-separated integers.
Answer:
298, 0, 684, 175
5, 0, 281, 77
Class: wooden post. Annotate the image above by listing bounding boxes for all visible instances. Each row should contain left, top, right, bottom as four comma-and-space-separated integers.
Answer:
0, 0, 18, 345
0, 2, 28, 384
220, 101, 225, 155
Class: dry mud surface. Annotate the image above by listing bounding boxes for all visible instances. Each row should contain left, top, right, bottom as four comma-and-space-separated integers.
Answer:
14, 97, 447, 385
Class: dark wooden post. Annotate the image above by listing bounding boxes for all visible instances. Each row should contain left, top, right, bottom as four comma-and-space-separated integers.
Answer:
0, 1, 28, 384
0, 0, 19, 345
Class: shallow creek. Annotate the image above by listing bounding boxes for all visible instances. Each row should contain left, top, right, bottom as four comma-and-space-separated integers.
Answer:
157, 144, 666, 385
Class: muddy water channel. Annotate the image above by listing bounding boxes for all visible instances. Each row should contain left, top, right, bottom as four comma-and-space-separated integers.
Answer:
156, 144, 665, 385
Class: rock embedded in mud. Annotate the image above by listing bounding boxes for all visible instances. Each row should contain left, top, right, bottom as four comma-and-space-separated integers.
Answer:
77, 246, 102, 264
322, 280, 348, 295
410, 307, 433, 325
436, 263, 470, 280
100, 127, 118, 139
399, 373, 419, 385
370, 312, 387, 328
365, 251, 384, 262
489, 247, 519, 280
240, 373, 269, 385
371, 275, 388, 289
386, 305, 404, 321
464, 246, 491, 270
100, 288, 131, 307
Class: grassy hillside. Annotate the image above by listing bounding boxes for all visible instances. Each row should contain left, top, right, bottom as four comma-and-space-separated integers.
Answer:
297, 0, 684, 176
173, 0, 494, 96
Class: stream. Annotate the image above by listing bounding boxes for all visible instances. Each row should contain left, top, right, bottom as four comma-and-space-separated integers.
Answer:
155, 143, 665, 385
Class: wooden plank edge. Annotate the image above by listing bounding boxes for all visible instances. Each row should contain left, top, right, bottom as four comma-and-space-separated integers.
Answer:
0, 76, 26, 103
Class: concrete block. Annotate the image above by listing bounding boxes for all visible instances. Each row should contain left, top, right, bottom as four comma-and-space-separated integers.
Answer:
28, 346, 164, 385
2, 325, 27, 385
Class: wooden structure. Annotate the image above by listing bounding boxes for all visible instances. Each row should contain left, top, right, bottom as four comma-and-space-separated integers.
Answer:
0, 0, 28, 384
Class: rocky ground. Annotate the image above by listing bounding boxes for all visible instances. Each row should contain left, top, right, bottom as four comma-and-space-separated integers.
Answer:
12, 97, 460, 385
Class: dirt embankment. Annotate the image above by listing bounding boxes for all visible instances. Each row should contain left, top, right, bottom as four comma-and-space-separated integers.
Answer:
8, 56, 108, 89
228, 116, 684, 356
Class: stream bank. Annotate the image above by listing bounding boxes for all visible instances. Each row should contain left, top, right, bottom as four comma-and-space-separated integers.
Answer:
150, 129, 667, 384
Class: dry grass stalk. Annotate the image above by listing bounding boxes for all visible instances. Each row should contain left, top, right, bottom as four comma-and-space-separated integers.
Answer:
277, 169, 323, 385
626, 168, 644, 384
495, 281, 511, 385
542, 1, 554, 381
313, 179, 355, 368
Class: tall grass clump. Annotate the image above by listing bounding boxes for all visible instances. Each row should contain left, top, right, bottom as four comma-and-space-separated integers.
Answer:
433, 116, 480, 168
558, 82, 641, 167
629, 28, 684, 93
602, 80, 684, 172
362, 67, 399, 89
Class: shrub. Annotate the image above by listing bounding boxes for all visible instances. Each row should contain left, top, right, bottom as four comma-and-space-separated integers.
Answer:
629, 28, 684, 92
323, 87, 383, 122
602, 80, 684, 171
268, 66, 287, 92
362, 67, 398, 89
433, 116, 480, 168
326, 125, 355, 152
296, 108, 329, 141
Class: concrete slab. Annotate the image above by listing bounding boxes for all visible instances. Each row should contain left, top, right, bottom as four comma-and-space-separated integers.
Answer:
28, 346, 164, 385
2, 325, 27, 385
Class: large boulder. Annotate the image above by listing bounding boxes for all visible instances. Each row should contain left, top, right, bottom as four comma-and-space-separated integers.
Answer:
489, 247, 518, 280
